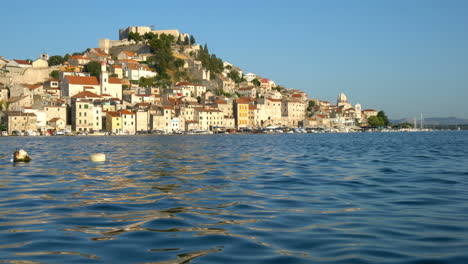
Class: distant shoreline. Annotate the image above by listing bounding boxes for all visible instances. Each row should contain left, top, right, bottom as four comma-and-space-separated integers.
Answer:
1, 128, 465, 138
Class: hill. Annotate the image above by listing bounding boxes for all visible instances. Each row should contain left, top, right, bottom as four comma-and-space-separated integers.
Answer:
391, 117, 468, 125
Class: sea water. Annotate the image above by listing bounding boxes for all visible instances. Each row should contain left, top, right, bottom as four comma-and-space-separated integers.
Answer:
1, 131, 467, 263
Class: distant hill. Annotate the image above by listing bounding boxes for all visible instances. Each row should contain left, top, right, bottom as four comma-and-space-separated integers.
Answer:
391, 117, 468, 125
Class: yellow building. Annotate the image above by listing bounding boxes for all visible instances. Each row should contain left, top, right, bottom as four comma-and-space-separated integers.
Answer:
106, 111, 122, 134
234, 97, 250, 129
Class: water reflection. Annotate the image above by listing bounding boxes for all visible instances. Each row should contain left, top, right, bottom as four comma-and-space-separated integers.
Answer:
0, 133, 468, 263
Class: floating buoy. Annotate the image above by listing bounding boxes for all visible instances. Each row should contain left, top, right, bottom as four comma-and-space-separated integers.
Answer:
13, 149, 31, 162
90, 153, 106, 162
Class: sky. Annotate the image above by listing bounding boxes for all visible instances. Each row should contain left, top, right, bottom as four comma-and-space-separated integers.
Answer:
2, 0, 468, 119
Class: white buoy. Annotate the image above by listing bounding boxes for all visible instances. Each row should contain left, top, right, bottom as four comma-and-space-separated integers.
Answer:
13, 149, 31, 162
90, 153, 106, 162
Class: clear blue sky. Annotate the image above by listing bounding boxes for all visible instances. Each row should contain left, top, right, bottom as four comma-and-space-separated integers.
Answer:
3, 0, 468, 119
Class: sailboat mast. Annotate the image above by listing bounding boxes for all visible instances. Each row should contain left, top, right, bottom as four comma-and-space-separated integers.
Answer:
420, 113, 423, 129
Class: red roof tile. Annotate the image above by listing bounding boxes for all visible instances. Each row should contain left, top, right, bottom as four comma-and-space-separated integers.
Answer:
108, 77, 121, 84
66, 76, 99, 85
236, 97, 251, 104
175, 82, 195, 86
49, 118, 62, 122
107, 111, 120, 118
14, 59, 31, 65
119, 109, 134, 115
27, 84, 42, 90
71, 91, 102, 99
70, 55, 90, 60
123, 51, 137, 57
267, 98, 282, 102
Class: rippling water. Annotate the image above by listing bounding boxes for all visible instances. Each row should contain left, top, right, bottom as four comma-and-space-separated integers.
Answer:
1, 132, 468, 264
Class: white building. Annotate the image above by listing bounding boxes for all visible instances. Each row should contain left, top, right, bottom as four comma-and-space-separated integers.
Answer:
124, 64, 157, 80
244, 73, 257, 82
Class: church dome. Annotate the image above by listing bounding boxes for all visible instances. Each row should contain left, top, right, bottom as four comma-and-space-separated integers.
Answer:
337, 92, 348, 104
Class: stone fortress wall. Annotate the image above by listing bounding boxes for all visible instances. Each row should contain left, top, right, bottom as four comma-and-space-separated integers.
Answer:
99, 26, 190, 53
0, 66, 59, 85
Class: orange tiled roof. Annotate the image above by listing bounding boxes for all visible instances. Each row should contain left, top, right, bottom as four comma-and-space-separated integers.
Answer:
14, 59, 31, 65
109, 77, 121, 84
107, 111, 120, 118
175, 82, 195, 86
119, 109, 134, 115
267, 98, 282, 102
236, 97, 251, 104
66, 76, 99, 85
49, 117, 62, 122
70, 55, 90, 60
27, 84, 42, 90
119, 59, 138, 64
71, 91, 102, 99
123, 51, 137, 57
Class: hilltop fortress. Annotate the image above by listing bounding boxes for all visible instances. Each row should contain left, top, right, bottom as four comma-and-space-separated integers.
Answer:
99, 26, 190, 53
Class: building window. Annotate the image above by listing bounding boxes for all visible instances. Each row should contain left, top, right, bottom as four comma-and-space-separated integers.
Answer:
84, 104, 89, 109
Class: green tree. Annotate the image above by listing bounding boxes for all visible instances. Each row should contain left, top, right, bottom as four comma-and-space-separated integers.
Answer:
252, 79, 261, 87
176, 35, 182, 45
196, 96, 201, 103
190, 35, 195, 45
377, 111, 390, 126
174, 58, 185, 69
64, 54, 71, 61
48, 55, 65, 66
368, 116, 384, 127
50, 70, 59, 79
307, 100, 315, 111
227, 69, 241, 83
139, 77, 155, 87
143, 32, 157, 41
128, 32, 143, 43
84, 61, 102, 78
399, 122, 413, 128
183, 35, 189, 45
